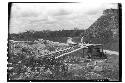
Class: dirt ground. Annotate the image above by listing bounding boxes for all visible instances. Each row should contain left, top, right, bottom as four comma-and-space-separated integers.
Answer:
65, 53, 119, 81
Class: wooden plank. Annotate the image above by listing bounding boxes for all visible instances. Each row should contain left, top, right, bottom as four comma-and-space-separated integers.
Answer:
55, 46, 87, 59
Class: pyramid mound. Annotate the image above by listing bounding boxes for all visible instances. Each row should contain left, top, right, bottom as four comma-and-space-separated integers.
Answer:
82, 9, 119, 51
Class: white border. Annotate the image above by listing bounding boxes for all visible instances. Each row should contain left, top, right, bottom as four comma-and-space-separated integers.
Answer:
0, 0, 124, 83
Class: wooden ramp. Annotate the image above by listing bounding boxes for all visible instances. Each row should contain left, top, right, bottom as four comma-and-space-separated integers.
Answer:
55, 45, 87, 59
44, 44, 89, 59
45, 44, 103, 59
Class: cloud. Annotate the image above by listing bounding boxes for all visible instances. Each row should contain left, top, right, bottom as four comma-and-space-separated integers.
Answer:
12, 10, 40, 18
11, 4, 40, 18
85, 9, 99, 15
20, 11, 39, 17
50, 9, 72, 16
29, 18, 48, 24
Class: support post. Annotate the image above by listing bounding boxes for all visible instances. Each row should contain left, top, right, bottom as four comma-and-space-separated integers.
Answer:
83, 48, 84, 58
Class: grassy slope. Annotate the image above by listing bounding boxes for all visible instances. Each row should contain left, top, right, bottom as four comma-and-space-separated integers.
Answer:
65, 51, 119, 81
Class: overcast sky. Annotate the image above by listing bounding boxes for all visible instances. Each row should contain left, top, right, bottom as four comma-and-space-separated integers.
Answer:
9, 3, 118, 33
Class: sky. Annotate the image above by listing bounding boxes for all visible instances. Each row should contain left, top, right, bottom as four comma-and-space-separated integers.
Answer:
9, 3, 118, 33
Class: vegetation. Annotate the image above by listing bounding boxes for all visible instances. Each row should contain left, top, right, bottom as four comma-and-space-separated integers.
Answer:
80, 9, 119, 51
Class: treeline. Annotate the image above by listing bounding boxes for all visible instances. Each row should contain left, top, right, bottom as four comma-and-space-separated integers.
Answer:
9, 30, 84, 41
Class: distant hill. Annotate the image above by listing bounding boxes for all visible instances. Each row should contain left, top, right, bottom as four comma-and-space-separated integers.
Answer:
81, 9, 119, 51
9, 30, 84, 43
